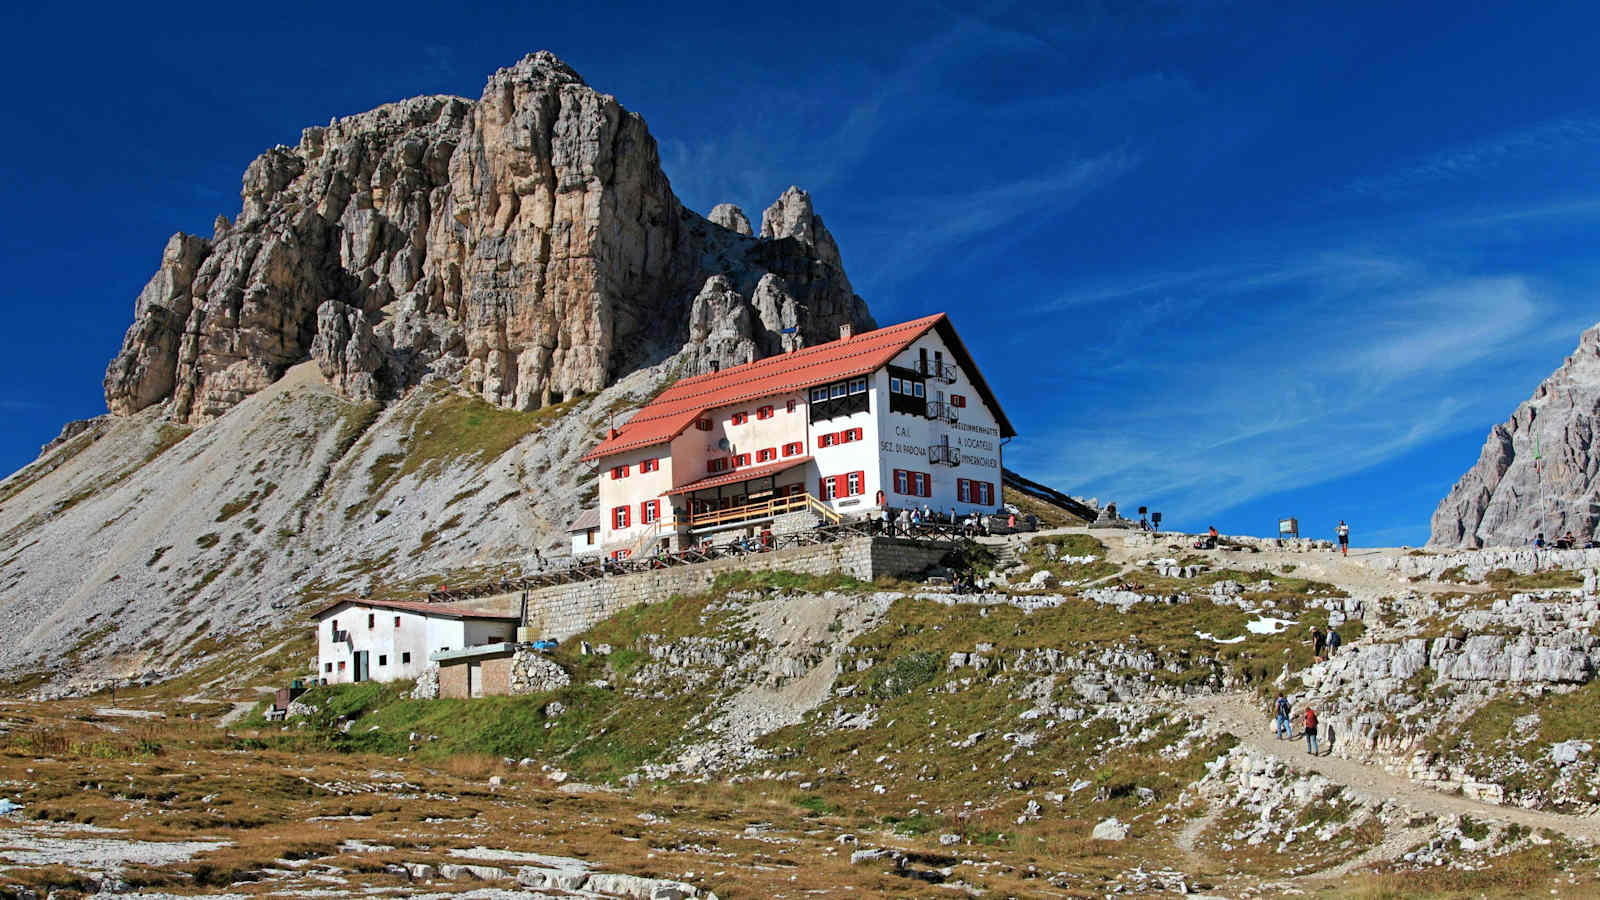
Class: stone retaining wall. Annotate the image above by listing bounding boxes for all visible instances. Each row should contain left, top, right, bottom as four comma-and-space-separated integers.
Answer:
520, 536, 955, 640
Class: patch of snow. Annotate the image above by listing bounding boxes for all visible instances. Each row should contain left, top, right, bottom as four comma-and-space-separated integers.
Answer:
1246, 616, 1295, 634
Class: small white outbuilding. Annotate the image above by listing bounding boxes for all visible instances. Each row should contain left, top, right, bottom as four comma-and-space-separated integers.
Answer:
314, 598, 519, 685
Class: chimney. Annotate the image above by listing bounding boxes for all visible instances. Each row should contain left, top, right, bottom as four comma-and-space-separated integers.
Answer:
709, 359, 720, 374
608, 427, 620, 439
839, 323, 854, 341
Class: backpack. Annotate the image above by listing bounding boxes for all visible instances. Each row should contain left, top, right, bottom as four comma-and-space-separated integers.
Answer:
1305, 709, 1318, 729
1276, 697, 1290, 717
1328, 630, 1342, 648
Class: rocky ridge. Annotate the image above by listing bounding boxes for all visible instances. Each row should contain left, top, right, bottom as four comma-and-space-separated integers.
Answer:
1431, 321, 1600, 547
102, 51, 872, 425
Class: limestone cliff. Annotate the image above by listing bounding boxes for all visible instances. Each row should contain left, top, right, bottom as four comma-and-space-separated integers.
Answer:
1, 51, 875, 686
103, 51, 873, 424
1430, 322, 1600, 547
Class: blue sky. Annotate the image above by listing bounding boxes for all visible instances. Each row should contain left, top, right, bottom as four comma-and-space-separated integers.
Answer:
3, 1, 1599, 545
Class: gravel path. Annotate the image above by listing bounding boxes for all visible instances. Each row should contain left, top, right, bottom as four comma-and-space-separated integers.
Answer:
1188, 691, 1600, 843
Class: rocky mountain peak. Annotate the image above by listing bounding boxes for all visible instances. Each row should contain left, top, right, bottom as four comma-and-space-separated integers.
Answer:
760, 185, 847, 285
102, 52, 873, 425
708, 203, 753, 236
1430, 322, 1600, 547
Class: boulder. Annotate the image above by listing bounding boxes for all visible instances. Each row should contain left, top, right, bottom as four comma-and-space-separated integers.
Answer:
1091, 817, 1130, 840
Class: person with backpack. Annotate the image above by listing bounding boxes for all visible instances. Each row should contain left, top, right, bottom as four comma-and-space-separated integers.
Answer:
1310, 626, 1327, 661
1304, 706, 1320, 755
1336, 520, 1350, 556
1326, 626, 1342, 656
1274, 693, 1291, 740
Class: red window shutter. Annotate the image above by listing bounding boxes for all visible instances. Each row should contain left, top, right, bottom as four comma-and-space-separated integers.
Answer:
786, 399, 796, 412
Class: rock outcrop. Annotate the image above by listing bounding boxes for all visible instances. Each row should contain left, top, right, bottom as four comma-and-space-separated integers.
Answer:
102, 51, 873, 425
1431, 322, 1600, 547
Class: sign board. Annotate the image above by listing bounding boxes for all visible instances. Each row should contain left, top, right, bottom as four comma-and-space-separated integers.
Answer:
1277, 517, 1299, 539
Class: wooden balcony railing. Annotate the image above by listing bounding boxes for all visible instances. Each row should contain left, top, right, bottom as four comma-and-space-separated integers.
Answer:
686, 492, 840, 529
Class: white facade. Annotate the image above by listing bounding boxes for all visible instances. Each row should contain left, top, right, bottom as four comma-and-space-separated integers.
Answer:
315, 601, 517, 685
874, 328, 1004, 518
570, 527, 599, 557
591, 316, 1010, 554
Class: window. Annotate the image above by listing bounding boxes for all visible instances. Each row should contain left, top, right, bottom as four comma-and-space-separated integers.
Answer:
325, 662, 332, 673
757, 405, 774, 420
696, 418, 713, 431
840, 427, 862, 443
402, 652, 411, 664
935, 350, 945, 376
612, 505, 631, 529
707, 457, 729, 473
640, 458, 659, 473
811, 387, 828, 403
913, 382, 925, 398
731, 412, 748, 426
889, 377, 901, 394
611, 464, 629, 479
757, 447, 776, 462
641, 499, 660, 524
338, 661, 346, 671
786, 399, 797, 413
585, 530, 595, 545
367, 614, 375, 629
733, 453, 751, 467
830, 383, 846, 399
612, 549, 632, 560
378, 654, 387, 666
821, 471, 865, 500
920, 347, 929, 374
894, 470, 931, 497
952, 394, 967, 408
848, 378, 866, 394
818, 433, 835, 448
957, 480, 994, 505
783, 442, 803, 457
394, 616, 401, 628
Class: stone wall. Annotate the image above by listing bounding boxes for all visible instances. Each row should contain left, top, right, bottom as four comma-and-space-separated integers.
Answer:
522, 536, 955, 640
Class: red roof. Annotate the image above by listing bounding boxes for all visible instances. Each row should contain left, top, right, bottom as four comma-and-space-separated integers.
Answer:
582, 313, 1013, 461
313, 597, 519, 621
666, 455, 812, 495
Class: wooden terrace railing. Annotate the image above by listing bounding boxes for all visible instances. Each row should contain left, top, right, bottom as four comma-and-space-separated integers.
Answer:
686, 491, 841, 529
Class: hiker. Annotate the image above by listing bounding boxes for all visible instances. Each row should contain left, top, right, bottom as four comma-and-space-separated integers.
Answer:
1274, 693, 1291, 740
1336, 520, 1350, 556
1304, 706, 1320, 755
1310, 626, 1327, 661
1535, 532, 1546, 549
1326, 626, 1342, 656
1563, 531, 1578, 550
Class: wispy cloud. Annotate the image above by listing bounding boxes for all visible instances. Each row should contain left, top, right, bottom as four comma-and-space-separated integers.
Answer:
1342, 116, 1600, 198
1005, 253, 1586, 530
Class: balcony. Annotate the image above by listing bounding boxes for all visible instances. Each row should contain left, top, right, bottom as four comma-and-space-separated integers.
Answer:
686, 492, 840, 530
925, 401, 958, 424
928, 444, 960, 467
920, 361, 956, 384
